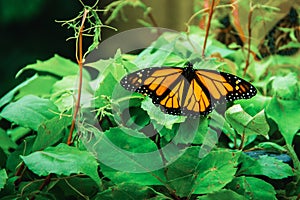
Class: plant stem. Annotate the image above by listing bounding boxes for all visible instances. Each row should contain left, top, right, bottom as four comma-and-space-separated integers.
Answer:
147, 12, 158, 27
286, 144, 300, 182
67, 9, 88, 145
238, 132, 245, 150
202, 0, 215, 57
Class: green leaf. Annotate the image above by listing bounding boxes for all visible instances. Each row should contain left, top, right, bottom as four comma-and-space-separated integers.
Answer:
167, 147, 241, 196
21, 143, 101, 186
256, 142, 287, 152
226, 176, 277, 200
95, 183, 172, 200
226, 105, 269, 139
0, 128, 17, 153
225, 104, 252, 135
271, 73, 298, 99
14, 75, 58, 99
87, 50, 131, 82
248, 59, 271, 81
51, 75, 93, 111
141, 97, 186, 129
0, 169, 8, 190
246, 109, 269, 138
52, 75, 91, 93
266, 97, 300, 145
82, 126, 165, 185
197, 189, 244, 200
134, 38, 183, 67
94, 72, 118, 108
32, 116, 71, 151
159, 118, 208, 163
238, 154, 293, 179
16, 54, 89, 78
0, 95, 59, 131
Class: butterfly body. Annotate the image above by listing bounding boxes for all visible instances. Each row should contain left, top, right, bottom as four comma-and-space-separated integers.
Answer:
121, 63, 257, 117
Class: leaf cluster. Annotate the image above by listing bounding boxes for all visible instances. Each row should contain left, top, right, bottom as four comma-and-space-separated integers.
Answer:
0, 3, 300, 200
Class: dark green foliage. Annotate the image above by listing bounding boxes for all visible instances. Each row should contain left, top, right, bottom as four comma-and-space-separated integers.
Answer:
1, 8, 300, 200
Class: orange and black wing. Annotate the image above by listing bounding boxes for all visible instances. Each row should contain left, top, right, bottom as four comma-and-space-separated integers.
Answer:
184, 69, 257, 116
120, 67, 257, 117
120, 67, 187, 115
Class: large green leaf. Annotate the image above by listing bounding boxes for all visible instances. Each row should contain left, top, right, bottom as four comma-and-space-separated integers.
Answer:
0, 169, 8, 190
0, 95, 59, 131
14, 75, 58, 100
226, 176, 277, 200
271, 73, 298, 100
94, 72, 118, 108
32, 116, 71, 151
21, 143, 101, 186
82, 126, 166, 185
226, 105, 269, 139
134, 36, 184, 68
238, 154, 293, 179
87, 50, 132, 82
266, 97, 300, 145
141, 97, 186, 129
51, 75, 93, 111
90, 51, 134, 109
16, 54, 89, 78
167, 147, 241, 197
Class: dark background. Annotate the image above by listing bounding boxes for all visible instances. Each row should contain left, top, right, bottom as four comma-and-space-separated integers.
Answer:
0, 0, 113, 96
0, 0, 193, 97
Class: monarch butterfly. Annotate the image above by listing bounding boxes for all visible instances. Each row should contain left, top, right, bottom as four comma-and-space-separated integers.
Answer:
120, 63, 257, 117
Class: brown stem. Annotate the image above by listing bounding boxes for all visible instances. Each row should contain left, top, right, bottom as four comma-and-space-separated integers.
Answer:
202, 0, 215, 57
30, 8, 89, 200
238, 132, 245, 150
244, 5, 253, 76
29, 175, 52, 200
38, 174, 52, 191
147, 12, 158, 27
14, 162, 26, 187
67, 9, 88, 145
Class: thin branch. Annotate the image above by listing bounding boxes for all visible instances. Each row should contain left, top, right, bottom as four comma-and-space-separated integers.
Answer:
67, 8, 89, 145
202, 0, 216, 57
147, 12, 158, 27
185, 4, 234, 33
238, 132, 246, 150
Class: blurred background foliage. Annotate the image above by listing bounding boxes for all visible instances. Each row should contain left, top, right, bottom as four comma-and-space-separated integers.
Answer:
0, 0, 194, 97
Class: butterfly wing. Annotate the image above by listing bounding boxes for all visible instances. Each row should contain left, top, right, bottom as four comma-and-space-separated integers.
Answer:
120, 67, 187, 115
120, 67, 257, 117
189, 69, 257, 114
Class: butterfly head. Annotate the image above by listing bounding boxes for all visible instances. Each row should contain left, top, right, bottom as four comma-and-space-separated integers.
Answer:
186, 62, 194, 68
